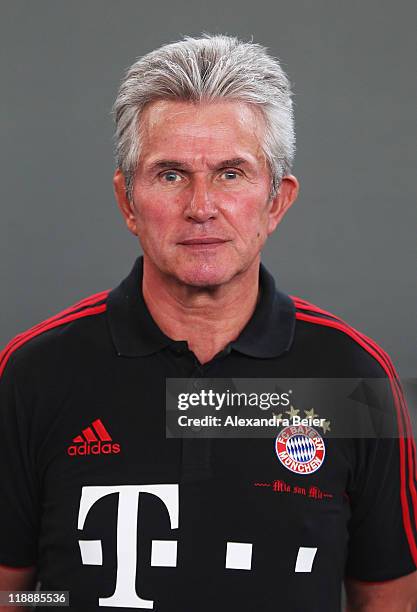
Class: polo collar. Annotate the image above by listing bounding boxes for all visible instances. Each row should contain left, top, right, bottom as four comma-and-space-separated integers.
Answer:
106, 256, 295, 359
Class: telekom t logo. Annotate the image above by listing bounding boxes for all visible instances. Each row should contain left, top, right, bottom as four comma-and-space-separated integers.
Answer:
78, 485, 178, 609
77, 484, 318, 609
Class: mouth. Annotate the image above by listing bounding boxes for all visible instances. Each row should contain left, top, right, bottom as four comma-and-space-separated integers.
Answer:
178, 237, 229, 247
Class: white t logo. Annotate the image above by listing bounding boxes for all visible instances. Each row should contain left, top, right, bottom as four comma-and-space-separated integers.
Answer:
77, 484, 179, 609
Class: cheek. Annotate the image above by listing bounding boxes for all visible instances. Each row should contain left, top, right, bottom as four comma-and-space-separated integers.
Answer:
134, 196, 176, 237
225, 195, 270, 238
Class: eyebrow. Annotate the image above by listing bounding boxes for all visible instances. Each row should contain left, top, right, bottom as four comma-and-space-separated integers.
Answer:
147, 158, 250, 172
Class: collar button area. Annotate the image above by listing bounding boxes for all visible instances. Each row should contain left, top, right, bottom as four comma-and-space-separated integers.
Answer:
190, 379, 204, 431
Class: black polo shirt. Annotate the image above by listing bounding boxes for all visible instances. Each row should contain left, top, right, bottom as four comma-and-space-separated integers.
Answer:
0, 256, 416, 611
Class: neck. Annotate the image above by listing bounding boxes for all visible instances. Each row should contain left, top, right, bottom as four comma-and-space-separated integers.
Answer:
141, 256, 261, 365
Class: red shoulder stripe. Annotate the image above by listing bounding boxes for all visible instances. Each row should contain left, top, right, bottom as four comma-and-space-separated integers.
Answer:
9, 290, 109, 347
293, 298, 417, 487
292, 298, 416, 474
0, 294, 108, 377
293, 301, 417, 566
4, 290, 109, 357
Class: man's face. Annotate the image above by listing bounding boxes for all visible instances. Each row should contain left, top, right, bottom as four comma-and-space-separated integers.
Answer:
115, 99, 298, 287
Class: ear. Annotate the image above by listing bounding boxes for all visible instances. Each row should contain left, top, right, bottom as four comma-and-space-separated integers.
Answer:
267, 175, 299, 235
113, 169, 138, 236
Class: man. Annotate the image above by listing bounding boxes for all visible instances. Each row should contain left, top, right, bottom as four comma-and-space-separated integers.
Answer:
0, 34, 416, 611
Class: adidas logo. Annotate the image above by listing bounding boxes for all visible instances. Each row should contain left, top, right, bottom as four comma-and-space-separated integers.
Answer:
67, 418, 121, 456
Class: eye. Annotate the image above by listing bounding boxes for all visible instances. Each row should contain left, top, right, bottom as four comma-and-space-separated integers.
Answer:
220, 170, 241, 180
161, 171, 182, 183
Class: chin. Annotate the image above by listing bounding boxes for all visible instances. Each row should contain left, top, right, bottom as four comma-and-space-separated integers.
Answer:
174, 262, 235, 288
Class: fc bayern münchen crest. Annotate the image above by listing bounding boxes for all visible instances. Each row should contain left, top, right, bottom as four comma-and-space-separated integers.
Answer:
275, 425, 325, 474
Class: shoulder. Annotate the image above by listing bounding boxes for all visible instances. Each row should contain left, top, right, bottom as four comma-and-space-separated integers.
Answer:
289, 295, 396, 379
0, 289, 110, 381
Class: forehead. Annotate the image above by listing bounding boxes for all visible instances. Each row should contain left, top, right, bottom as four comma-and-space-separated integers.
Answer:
138, 99, 266, 166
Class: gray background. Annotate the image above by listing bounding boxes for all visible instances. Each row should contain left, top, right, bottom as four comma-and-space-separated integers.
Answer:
1, 0, 416, 376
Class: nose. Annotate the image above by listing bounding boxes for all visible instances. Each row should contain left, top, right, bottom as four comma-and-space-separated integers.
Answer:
184, 176, 218, 223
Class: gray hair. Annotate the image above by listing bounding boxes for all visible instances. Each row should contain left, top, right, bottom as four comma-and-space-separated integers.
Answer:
113, 34, 295, 201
